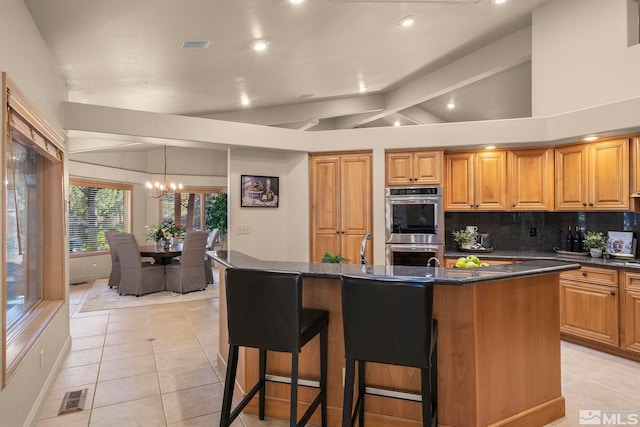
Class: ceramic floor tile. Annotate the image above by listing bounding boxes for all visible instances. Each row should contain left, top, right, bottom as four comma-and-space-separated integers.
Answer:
70, 323, 108, 339
157, 362, 219, 394
152, 333, 202, 354
161, 383, 225, 424
104, 328, 154, 346
38, 383, 95, 420
93, 372, 160, 408
101, 340, 154, 362
35, 410, 91, 427
154, 347, 210, 372
71, 309, 110, 319
167, 411, 244, 427
89, 396, 166, 427
70, 314, 109, 328
71, 335, 106, 352
97, 354, 157, 382
51, 364, 100, 391
62, 348, 103, 369
106, 318, 151, 334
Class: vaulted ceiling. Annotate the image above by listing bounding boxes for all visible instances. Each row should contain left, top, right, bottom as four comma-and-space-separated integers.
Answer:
25, 0, 548, 140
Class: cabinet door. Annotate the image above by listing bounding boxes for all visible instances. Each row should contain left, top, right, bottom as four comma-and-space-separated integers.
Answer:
555, 144, 589, 210
444, 152, 474, 211
509, 148, 554, 211
475, 150, 508, 210
413, 151, 442, 185
341, 154, 372, 264
589, 138, 629, 210
560, 279, 619, 347
385, 152, 414, 186
622, 272, 640, 354
310, 156, 341, 262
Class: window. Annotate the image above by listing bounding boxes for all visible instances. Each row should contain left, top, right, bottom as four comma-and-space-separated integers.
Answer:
160, 189, 221, 230
68, 179, 132, 255
3, 72, 65, 386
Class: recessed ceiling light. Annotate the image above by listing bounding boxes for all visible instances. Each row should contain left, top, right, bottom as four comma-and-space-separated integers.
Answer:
394, 120, 401, 127
358, 85, 367, 93
583, 135, 598, 141
289, 0, 304, 4
241, 95, 250, 106
181, 40, 210, 49
399, 16, 416, 27
485, 145, 497, 150
251, 40, 269, 51
447, 102, 456, 109
494, 0, 507, 4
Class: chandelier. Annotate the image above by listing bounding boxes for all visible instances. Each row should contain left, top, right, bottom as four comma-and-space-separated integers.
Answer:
145, 145, 183, 198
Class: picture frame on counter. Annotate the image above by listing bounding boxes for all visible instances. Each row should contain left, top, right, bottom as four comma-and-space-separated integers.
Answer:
241, 175, 279, 208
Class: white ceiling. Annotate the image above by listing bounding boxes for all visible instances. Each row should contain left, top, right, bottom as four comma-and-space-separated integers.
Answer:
25, 0, 548, 140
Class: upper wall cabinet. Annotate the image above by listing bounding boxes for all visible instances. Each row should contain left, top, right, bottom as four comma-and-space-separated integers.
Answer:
509, 148, 555, 211
385, 150, 443, 186
444, 151, 509, 211
555, 139, 629, 211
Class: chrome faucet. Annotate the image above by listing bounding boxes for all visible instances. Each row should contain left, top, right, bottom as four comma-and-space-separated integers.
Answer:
427, 257, 440, 267
360, 234, 372, 265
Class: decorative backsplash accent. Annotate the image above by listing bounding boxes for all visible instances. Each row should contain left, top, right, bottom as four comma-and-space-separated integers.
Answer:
445, 211, 640, 253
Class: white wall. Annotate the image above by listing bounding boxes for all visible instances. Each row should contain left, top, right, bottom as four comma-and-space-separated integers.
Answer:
532, 0, 640, 116
228, 149, 310, 262
0, 0, 69, 425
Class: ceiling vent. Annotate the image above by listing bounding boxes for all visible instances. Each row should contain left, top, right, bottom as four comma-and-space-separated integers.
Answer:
181, 40, 210, 49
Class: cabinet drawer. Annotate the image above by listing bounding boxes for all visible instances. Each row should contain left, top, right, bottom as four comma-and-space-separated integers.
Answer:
624, 271, 640, 290
560, 265, 618, 286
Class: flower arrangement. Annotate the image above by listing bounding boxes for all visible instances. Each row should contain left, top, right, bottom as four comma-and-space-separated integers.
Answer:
452, 229, 477, 246
146, 220, 184, 243
583, 231, 606, 252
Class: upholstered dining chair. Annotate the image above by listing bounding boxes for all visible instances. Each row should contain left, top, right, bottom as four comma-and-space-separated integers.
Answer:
166, 230, 209, 293
204, 228, 219, 285
113, 232, 166, 296
105, 230, 121, 289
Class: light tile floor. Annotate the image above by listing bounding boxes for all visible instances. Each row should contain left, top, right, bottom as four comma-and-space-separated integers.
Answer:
35, 282, 640, 427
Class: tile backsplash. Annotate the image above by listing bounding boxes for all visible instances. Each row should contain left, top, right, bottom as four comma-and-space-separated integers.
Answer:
445, 211, 640, 253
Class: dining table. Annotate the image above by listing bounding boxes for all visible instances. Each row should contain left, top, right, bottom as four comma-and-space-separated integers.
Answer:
139, 242, 183, 265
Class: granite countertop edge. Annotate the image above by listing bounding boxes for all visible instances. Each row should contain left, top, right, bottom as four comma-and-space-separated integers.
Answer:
207, 250, 581, 286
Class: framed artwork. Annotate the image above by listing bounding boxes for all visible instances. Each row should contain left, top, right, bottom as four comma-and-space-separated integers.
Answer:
606, 231, 634, 255
241, 175, 279, 207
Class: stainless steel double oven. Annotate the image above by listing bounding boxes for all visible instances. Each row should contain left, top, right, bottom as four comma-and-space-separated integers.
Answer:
385, 186, 444, 266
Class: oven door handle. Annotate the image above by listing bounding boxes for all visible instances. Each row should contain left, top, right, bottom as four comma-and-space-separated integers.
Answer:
387, 244, 442, 252
387, 198, 440, 205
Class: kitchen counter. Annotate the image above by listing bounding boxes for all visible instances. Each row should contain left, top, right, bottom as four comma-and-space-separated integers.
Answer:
209, 249, 580, 284
444, 249, 640, 269
211, 250, 573, 426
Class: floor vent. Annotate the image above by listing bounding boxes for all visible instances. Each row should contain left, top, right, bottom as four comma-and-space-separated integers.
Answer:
58, 388, 88, 415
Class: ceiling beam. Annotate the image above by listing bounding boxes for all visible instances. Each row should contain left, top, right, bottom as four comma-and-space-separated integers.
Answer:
198, 94, 385, 126
338, 26, 533, 129
397, 106, 445, 125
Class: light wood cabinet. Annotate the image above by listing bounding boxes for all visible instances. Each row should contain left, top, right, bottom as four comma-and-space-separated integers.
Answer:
559, 266, 619, 347
555, 139, 629, 211
310, 153, 372, 264
622, 272, 640, 354
508, 148, 554, 211
444, 151, 508, 211
385, 150, 443, 186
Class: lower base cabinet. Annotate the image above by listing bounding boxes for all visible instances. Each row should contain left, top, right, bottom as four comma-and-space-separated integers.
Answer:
622, 272, 640, 353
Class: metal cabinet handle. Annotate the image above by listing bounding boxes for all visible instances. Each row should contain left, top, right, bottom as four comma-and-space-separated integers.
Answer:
611, 290, 616, 296
582, 272, 588, 277
589, 203, 594, 207
582, 203, 587, 206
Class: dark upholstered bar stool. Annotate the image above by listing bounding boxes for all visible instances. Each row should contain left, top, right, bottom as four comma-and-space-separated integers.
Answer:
340, 275, 438, 427
220, 268, 329, 427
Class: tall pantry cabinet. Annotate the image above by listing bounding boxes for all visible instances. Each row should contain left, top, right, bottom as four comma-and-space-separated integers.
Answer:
310, 153, 372, 264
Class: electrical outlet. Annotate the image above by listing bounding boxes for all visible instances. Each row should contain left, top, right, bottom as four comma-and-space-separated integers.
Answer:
238, 225, 251, 234
530, 227, 537, 237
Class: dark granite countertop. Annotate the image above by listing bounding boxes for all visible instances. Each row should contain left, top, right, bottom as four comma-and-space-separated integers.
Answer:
444, 249, 640, 270
207, 250, 580, 286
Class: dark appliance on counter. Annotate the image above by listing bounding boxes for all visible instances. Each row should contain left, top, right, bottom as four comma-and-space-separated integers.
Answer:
385, 186, 444, 266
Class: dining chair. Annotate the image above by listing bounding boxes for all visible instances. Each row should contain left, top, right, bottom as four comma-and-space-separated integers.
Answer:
113, 232, 166, 296
204, 228, 219, 284
105, 230, 121, 289
166, 230, 209, 293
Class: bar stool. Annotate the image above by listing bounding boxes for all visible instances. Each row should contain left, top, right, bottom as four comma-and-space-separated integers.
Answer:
220, 268, 329, 427
340, 274, 438, 427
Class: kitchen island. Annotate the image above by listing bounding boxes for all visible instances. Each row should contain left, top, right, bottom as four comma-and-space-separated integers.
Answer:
210, 251, 580, 427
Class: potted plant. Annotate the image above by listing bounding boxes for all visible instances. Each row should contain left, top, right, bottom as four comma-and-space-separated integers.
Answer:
583, 231, 606, 257
205, 193, 228, 247
452, 229, 477, 250
321, 252, 350, 264
147, 220, 184, 250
